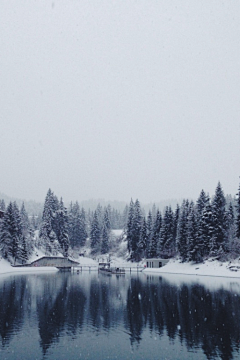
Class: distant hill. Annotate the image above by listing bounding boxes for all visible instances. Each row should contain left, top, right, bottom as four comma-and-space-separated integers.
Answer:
0, 192, 186, 216
0, 192, 43, 215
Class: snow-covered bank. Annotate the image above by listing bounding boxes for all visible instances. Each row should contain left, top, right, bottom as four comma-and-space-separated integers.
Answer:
0, 257, 58, 276
143, 258, 240, 278
2, 253, 240, 280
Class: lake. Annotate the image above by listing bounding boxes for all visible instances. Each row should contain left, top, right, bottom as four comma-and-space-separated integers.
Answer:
0, 270, 240, 360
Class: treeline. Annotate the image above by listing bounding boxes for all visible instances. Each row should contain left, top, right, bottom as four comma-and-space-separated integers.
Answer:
0, 189, 127, 264
1, 181, 240, 265
126, 182, 240, 262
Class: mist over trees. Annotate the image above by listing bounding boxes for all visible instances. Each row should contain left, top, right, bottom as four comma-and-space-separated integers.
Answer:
1, 182, 240, 264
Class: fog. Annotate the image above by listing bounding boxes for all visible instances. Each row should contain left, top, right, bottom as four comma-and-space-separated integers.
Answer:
0, 1, 240, 204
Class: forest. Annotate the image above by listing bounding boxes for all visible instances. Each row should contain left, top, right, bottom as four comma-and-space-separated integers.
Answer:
0, 181, 240, 265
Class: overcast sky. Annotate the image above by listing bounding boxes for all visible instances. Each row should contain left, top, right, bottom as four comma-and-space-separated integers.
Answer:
0, 0, 240, 204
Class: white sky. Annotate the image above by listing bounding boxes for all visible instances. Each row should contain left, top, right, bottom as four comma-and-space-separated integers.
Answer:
0, 0, 240, 203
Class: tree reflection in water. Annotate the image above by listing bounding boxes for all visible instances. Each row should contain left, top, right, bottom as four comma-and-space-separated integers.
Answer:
0, 272, 240, 359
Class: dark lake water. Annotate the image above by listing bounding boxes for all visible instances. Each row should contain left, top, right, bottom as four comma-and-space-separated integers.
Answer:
0, 270, 240, 360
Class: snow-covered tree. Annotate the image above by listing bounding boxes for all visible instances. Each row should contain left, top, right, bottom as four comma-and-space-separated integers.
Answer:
197, 197, 213, 258
137, 217, 148, 258
0, 202, 27, 264
101, 208, 111, 254
187, 202, 200, 262
101, 224, 110, 254
56, 198, 69, 257
210, 182, 226, 255
126, 199, 135, 255
158, 206, 174, 258
69, 202, 88, 249
20, 203, 34, 258
176, 200, 189, 262
131, 199, 142, 260
39, 189, 59, 255
148, 210, 161, 258
90, 210, 101, 253
235, 182, 240, 240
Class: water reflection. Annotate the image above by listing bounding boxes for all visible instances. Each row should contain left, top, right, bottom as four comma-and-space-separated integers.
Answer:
0, 271, 240, 359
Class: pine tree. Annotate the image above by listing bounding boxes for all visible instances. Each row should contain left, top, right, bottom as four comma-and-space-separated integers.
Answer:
172, 204, 180, 245
158, 206, 174, 258
101, 224, 109, 254
126, 199, 134, 255
79, 208, 88, 246
0, 202, 16, 261
187, 202, 200, 262
39, 189, 59, 255
176, 200, 189, 262
0, 202, 25, 264
137, 217, 148, 258
197, 197, 213, 258
69, 203, 88, 249
224, 202, 235, 254
20, 203, 33, 258
196, 190, 208, 218
56, 198, 69, 257
211, 182, 226, 255
148, 210, 161, 258
131, 199, 142, 260
101, 208, 111, 254
90, 210, 101, 254
235, 181, 240, 239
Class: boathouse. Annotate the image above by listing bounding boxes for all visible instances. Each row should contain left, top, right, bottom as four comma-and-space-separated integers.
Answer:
146, 258, 169, 268
29, 256, 79, 269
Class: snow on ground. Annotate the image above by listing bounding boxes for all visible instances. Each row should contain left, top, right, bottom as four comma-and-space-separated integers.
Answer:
0, 257, 58, 275
143, 258, 240, 278
112, 229, 124, 237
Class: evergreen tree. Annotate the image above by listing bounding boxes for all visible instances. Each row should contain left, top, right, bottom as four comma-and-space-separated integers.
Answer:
137, 217, 148, 258
196, 189, 208, 218
79, 208, 88, 246
90, 210, 101, 253
211, 182, 226, 255
131, 199, 142, 260
197, 197, 213, 258
145, 211, 153, 258
187, 202, 200, 262
56, 198, 69, 257
39, 189, 59, 255
0, 202, 26, 264
224, 202, 235, 254
126, 199, 134, 255
101, 208, 111, 254
176, 200, 189, 262
20, 203, 33, 258
158, 206, 174, 258
69, 203, 88, 249
101, 224, 110, 254
235, 181, 240, 239
148, 210, 161, 258
173, 204, 180, 245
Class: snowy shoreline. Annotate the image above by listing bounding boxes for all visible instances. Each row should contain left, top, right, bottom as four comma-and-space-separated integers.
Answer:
1, 256, 240, 280
143, 258, 240, 279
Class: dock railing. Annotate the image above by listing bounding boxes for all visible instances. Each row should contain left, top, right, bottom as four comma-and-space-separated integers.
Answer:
72, 264, 145, 273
